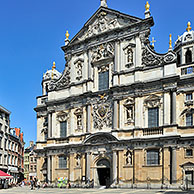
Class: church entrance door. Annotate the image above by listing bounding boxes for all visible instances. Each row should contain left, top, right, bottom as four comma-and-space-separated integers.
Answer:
96, 159, 111, 187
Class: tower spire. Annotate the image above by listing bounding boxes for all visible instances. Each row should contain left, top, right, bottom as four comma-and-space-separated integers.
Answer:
100, 0, 107, 7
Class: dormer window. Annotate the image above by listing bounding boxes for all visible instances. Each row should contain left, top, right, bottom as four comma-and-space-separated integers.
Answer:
186, 49, 192, 64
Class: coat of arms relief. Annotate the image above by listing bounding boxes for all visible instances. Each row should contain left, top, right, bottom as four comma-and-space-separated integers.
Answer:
92, 94, 112, 130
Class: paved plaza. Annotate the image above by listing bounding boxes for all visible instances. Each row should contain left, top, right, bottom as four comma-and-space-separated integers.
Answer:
0, 187, 193, 194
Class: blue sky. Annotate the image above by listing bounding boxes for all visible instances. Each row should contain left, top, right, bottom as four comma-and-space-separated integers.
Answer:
0, 0, 193, 147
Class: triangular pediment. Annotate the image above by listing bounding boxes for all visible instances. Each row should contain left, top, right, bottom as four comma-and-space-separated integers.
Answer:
70, 7, 143, 44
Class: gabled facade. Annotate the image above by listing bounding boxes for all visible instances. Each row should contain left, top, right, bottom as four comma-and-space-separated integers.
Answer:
35, 1, 194, 189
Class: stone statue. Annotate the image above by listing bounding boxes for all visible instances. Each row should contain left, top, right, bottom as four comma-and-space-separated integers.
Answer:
100, 0, 107, 7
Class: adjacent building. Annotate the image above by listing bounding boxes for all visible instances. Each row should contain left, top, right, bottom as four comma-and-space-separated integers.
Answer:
35, 0, 194, 189
7, 128, 25, 183
24, 141, 37, 181
0, 105, 11, 173
0, 105, 25, 183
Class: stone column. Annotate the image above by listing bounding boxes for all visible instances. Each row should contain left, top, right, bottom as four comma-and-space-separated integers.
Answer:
114, 101, 118, 130
163, 92, 170, 125
87, 105, 91, 133
171, 147, 177, 184
69, 109, 74, 136
48, 113, 52, 138
115, 41, 120, 72
47, 155, 51, 184
69, 153, 74, 183
88, 50, 92, 79
86, 152, 91, 183
172, 91, 177, 124
112, 150, 117, 185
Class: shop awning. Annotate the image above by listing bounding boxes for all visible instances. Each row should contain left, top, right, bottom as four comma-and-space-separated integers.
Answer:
0, 170, 13, 179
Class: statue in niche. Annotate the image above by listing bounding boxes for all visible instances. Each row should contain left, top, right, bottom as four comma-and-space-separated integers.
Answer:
75, 154, 81, 167
127, 48, 133, 64
125, 150, 132, 165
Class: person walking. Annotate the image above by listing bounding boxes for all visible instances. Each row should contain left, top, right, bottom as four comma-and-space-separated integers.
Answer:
30, 179, 34, 190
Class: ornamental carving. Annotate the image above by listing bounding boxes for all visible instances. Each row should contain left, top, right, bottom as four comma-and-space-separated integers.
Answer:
144, 94, 161, 108
92, 43, 114, 63
74, 59, 84, 81
48, 65, 71, 91
142, 46, 164, 67
142, 46, 176, 67
78, 11, 121, 41
92, 94, 112, 130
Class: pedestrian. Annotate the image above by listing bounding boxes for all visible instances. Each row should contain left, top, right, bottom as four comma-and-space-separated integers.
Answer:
30, 179, 34, 190
37, 180, 40, 189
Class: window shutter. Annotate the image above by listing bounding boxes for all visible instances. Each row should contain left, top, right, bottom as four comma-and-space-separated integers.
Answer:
148, 108, 159, 128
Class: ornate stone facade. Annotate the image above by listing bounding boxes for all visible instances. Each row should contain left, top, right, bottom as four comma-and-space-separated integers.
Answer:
35, 1, 194, 189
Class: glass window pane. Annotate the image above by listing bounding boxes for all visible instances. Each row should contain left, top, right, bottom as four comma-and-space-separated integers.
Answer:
60, 121, 67, 138
186, 114, 193, 126
148, 108, 159, 128
99, 71, 109, 91
147, 150, 159, 165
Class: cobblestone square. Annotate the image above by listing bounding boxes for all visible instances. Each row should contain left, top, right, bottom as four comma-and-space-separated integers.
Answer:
0, 187, 193, 194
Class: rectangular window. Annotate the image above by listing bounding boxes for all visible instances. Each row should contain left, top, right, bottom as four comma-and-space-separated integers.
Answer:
147, 150, 159, 165
59, 156, 67, 169
4, 155, 7, 165
148, 107, 159, 128
186, 149, 193, 157
4, 139, 7, 150
181, 66, 194, 75
60, 121, 67, 138
186, 114, 193, 126
186, 93, 193, 101
98, 71, 109, 91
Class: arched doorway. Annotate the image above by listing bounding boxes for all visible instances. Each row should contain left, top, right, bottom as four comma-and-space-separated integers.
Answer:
97, 159, 111, 187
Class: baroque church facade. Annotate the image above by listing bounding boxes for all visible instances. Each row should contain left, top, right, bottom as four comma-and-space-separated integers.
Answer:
35, 0, 194, 189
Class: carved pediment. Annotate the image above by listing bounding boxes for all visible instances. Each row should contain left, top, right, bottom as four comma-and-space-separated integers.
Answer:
144, 94, 161, 108
70, 7, 142, 44
57, 111, 69, 122
180, 108, 194, 116
92, 42, 114, 63
142, 45, 176, 67
84, 133, 118, 144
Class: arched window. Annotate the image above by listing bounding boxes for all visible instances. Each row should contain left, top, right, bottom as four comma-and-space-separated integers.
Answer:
186, 49, 192, 64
